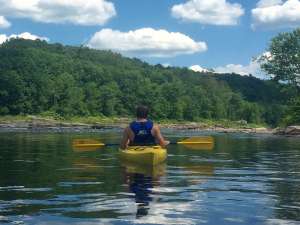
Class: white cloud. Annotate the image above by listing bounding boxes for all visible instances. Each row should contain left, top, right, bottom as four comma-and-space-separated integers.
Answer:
171, 0, 244, 26
214, 58, 268, 79
0, 0, 116, 26
162, 63, 171, 68
87, 28, 207, 58
189, 65, 209, 72
189, 61, 268, 79
0, 32, 49, 44
252, 0, 300, 29
0, 34, 7, 44
189, 61, 265, 78
214, 62, 259, 76
0, 16, 10, 28
256, 0, 283, 7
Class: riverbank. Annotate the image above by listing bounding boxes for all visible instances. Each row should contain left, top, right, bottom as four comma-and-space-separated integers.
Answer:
0, 115, 278, 134
0, 115, 124, 132
1, 115, 299, 136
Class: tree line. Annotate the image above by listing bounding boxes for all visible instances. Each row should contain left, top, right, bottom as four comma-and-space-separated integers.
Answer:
0, 37, 296, 126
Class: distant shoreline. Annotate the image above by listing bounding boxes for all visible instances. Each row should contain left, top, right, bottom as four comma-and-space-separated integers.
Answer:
0, 115, 278, 135
0, 115, 299, 136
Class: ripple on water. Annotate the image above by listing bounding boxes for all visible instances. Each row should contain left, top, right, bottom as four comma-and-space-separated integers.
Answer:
1, 133, 300, 225
0, 186, 52, 192
57, 181, 103, 187
13, 160, 37, 163
265, 219, 300, 225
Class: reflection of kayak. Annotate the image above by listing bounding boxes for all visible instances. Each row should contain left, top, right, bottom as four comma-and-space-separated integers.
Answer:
181, 142, 214, 150
119, 146, 167, 165
183, 165, 214, 176
121, 160, 166, 178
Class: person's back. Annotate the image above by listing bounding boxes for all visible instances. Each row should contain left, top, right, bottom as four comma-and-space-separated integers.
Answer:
120, 106, 169, 149
129, 119, 155, 145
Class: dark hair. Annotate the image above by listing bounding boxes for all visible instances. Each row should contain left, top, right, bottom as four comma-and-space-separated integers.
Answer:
136, 105, 149, 119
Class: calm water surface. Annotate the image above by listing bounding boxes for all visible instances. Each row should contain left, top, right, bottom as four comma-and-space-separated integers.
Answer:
0, 131, 300, 225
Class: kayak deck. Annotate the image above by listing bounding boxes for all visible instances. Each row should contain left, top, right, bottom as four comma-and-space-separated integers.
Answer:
119, 146, 167, 165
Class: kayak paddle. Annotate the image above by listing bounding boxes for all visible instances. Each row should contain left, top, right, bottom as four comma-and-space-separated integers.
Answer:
72, 136, 214, 151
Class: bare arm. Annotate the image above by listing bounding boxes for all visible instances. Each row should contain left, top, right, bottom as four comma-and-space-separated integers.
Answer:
120, 127, 131, 150
152, 125, 170, 148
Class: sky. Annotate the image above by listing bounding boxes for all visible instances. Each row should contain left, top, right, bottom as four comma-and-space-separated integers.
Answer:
0, 0, 299, 79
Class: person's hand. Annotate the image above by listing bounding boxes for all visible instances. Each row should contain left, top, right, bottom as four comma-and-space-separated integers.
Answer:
164, 140, 170, 146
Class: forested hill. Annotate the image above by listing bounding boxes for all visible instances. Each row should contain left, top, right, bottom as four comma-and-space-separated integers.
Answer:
0, 39, 288, 125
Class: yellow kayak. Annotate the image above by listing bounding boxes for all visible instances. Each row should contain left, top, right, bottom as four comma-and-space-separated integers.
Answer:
119, 146, 167, 165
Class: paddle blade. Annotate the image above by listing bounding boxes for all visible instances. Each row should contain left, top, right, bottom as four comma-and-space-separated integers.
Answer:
72, 139, 105, 152
178, 136, 214, 150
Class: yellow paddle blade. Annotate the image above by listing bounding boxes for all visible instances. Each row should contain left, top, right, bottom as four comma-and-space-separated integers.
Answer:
72, 139, 105, 152
178, 136, 214, 150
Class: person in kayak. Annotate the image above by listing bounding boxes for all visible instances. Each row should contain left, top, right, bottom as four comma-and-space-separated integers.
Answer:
120, 105, 170, 149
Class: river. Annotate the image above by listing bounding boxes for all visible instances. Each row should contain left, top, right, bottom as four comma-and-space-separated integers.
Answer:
0, 131, 300, 225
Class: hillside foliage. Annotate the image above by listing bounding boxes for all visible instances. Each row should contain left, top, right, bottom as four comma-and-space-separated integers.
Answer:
0, 39, 292, 125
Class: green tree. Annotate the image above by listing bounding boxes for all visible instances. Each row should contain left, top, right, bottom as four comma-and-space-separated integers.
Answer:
84, 82, 102, 116
0, 38, 291, 125
260, 28, 300, 125
283, 97, 300, 125
0, 71, 26, 114
99, 82, 121, 116
241, 102, 262, 124
228, 94, 244, 120
260, 28, 300, 87
51, 72, 87, 116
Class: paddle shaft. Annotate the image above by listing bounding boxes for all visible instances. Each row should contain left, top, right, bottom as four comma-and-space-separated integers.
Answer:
73, 136, 213, 148
74, 141, 212, 147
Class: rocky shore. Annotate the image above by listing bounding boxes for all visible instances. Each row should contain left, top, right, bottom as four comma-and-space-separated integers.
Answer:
0, 117, 124, 132
161, 122, 274, 134
272, 126, 300, 136
0, 116, 299, 136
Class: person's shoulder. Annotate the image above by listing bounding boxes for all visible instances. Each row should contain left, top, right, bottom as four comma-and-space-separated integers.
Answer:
152, 123, 161, 130
124, 126, 131, 132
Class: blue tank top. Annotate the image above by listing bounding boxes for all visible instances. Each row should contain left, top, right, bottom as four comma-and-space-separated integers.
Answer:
130, 120, 155, 146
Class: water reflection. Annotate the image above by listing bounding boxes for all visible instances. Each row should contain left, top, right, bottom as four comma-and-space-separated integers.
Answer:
1, 133, 300, 224
70, 156, 104, 181
122, 161, 166, 219
129, 173, 152, 218
181, 142, 214, 151
183, 164, 214, 180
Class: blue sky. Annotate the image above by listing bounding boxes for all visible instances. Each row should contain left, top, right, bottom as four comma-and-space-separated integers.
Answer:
0, 0, 299, 78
